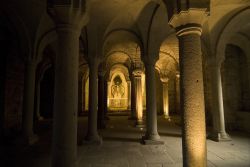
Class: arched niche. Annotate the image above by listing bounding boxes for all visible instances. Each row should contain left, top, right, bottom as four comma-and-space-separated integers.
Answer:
221, 44, 250, 131
107, 65, 130, 111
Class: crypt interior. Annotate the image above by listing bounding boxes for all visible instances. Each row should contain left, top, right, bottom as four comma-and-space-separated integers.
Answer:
0, 0, 250, 167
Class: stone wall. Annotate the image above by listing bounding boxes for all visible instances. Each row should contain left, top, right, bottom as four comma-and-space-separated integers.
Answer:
4, 53, 24, 134
222, 44, 250, 131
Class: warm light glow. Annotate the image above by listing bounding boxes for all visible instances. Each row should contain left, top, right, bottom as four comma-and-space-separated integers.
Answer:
85, 77, 89, 111
137, 94, 143, 120
162, 78, 170, 120
107, 71, 129, 110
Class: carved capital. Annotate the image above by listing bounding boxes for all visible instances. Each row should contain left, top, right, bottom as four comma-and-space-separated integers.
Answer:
169, 8, 208, 36
159, 70, 169, 83
132, 69, 143, 77
176, 72, 180, 78
48, 3, 89, 32
160, 77, 169, 83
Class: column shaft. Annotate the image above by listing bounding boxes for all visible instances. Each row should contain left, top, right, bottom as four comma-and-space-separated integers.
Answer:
35, 81, 42, 120
127, 81, 131, 110
162, 82, 170, 119
143, 63, 162, 144
175, 74, 180, 114
98, 74, 105, 129
210, 65, 230, 141
134, 75, 143, 126
104, 81, 108, 119
179, 33, 206, 167
129, 76, 137, 119
22, 61, 38, 144
85, 60, 102, 143
52, 28, 79, 167
82, 78, 86, 112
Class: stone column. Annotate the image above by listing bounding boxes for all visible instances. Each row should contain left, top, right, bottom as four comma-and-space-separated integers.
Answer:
98, 72, 106, 129
127, 81, 131, 110
82, 77, 86, 113
48, 3, 88, 167
170, 9, 208, 167
52, 27, 79, 167
129, 75, 137, 120
107, 81, 111, 111
35, 80, 43, 120
142, 62, 163, 144
175, 73, 180, 114
104, 81, 109, 120
78, 73, 83, 116
85, 59, 102, 144
22, 61, 39, 145
133, 69, 144, 127
209, 62, 231, 141
161, 77, 170, 120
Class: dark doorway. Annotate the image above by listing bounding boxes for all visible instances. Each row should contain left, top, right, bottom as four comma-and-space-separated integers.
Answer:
40, 67, 55, 119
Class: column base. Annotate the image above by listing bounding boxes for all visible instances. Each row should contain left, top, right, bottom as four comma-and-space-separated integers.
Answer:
135, 122, 146, 128
83, 134, 102, 145
208, 132, 231, 142
135, 120, 145, 128
141, 134, 164, 145
164, 115, 171, 121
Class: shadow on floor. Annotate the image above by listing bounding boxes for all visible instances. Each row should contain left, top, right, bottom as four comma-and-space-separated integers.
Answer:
159, 132, 182, 138
103, 136, 141, 143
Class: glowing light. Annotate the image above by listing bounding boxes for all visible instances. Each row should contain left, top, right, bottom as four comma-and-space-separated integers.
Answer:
161, 77, 170, 120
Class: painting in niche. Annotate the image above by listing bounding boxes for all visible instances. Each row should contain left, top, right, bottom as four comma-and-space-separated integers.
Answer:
111, 75, 125, 98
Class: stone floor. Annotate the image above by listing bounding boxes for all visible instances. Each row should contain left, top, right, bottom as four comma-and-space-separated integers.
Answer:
1, 115, 250, 167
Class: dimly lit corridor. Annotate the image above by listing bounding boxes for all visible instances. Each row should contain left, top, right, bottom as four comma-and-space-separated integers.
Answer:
1, 0, 250, 167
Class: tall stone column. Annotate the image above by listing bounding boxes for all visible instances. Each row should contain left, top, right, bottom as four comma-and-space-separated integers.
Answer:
129, 75, 137, 120
142, 62, 163, 144
170, 9, 208, 167
85, 59, 102, 144
52, 27, 79, 167
127, 81, 131, 110
35, 80, 43, 120
175, 73, 180, 114
209, 62, 230, 141
104, 81, 109, 120
22, 61, 39, 145
98, 72, 106, 129
161, 77, 170, 120
78, 73, 84, 116
48, 3, 88, 167
133, 69, 144, 127
82, 77, 86, 113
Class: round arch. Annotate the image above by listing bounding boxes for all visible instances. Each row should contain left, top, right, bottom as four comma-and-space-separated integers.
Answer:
215, 6, 250, 63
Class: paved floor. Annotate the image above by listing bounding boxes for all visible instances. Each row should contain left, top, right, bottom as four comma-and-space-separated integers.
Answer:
1, 115, 250, 167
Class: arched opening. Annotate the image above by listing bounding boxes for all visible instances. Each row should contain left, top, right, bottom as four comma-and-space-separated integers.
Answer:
108, 71, 129, 112
221, 44, 250, 130
39, 66, 55, 119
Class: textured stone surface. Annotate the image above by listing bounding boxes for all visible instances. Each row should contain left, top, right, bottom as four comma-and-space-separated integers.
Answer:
179, 33, 207, 166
